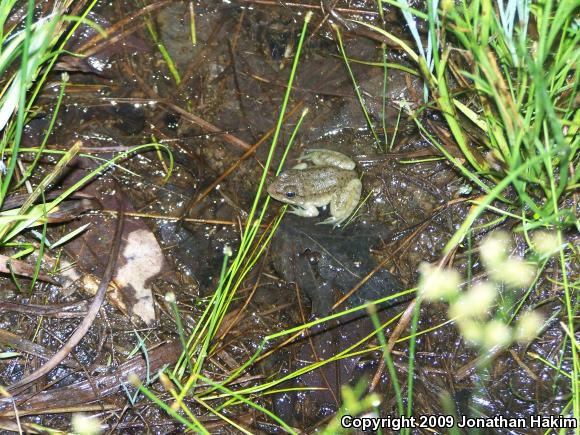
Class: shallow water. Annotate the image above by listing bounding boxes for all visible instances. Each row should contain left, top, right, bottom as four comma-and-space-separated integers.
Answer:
0, 0, 573, 432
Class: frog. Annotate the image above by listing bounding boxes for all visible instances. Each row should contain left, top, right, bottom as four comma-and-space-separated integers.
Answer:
267, 149, 362, 226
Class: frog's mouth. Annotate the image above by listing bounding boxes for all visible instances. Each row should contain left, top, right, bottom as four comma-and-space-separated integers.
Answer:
266, 184, 281, 201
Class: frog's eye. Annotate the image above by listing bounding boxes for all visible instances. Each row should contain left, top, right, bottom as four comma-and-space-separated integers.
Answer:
285, 191, 296, 198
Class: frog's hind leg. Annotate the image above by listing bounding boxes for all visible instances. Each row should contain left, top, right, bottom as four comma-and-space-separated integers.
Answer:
320, 178, 362, 227
298, 149, 356, 170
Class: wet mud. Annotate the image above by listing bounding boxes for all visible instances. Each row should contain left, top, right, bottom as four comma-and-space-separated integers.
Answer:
0, 0, 573, 433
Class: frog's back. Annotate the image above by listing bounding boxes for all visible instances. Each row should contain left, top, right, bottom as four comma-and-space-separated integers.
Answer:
289, 166, 356, 196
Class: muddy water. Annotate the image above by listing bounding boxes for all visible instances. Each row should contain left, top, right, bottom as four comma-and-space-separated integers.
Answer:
1, 0, 570, 432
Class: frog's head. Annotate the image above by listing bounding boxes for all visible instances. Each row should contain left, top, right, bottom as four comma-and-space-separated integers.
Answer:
267, 172, 304, 205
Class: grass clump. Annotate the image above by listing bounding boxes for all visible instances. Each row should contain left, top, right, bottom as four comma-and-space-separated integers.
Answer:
0, 2, 86, 289
358, 0, 579, 425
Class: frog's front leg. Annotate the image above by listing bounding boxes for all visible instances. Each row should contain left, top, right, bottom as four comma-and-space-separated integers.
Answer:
289, 203, 320, 218
322, 178, 362, 226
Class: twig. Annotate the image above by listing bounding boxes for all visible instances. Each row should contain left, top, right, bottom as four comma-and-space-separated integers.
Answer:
0, 301, 87, 318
